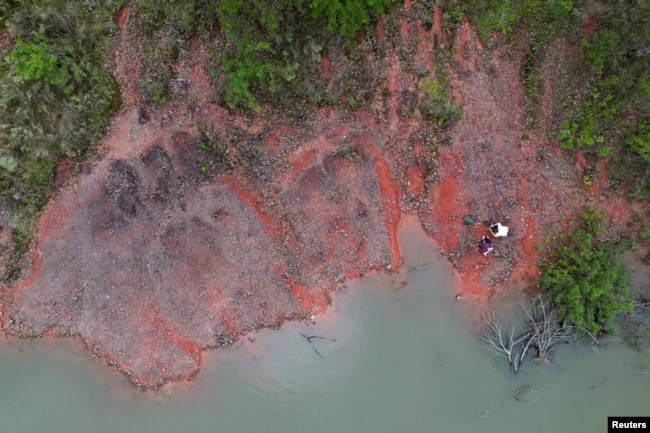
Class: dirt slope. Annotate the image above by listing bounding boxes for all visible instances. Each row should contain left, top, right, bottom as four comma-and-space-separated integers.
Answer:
0, 3, 641, 389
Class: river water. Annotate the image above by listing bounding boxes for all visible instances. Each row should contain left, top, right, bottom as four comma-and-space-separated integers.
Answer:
0, 219, 648, 433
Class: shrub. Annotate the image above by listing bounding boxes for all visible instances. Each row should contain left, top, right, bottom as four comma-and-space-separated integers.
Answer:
214, 38, 285, 111
300, 0, 396, 38
626, 121, 650, 163
419, 76, 461, 126
539, 209, 633, 333
550, 79, 619, 150
7, 41, 72, 90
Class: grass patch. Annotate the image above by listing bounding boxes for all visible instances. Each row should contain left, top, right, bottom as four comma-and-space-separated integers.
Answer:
419, 75, 462, 127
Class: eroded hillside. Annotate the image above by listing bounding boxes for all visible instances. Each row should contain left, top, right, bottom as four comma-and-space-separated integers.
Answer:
0, 2, 646, 389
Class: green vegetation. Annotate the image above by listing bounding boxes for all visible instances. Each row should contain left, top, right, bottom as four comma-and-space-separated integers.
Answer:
419, 76, 462, 127
307, 0, 395, 38
550, 77, 619, 151
7, 41, 74, 91
454, 0, 574, 42
554, 1, 650, 197
211, 0, 396, 109
450, 0, 649, 198
443, 0, 576, 128
0, 1, 117, 275
214, 37, 288, 111
539, 209, 633, 333
133, 0, 396, 110
626, 120, 650, 163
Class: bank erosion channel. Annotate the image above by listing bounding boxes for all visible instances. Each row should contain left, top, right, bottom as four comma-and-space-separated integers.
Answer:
0, 220, 648, 433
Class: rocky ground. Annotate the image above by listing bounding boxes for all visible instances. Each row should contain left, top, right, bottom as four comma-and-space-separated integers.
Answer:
0, 2, 646, 389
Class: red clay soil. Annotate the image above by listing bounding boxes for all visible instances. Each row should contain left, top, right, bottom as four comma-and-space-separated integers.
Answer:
0, 3, 642, 389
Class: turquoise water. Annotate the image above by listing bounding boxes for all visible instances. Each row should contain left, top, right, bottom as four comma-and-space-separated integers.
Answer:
0, 220, 648, 432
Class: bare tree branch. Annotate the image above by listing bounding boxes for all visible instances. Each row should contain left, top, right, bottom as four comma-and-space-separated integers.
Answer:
481, 295, 600, 373
481, 311, 531, 373
520, 295, 577, 362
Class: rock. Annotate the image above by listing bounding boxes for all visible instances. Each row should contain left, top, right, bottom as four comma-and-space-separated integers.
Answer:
463, 214, 477, 225
513, 383, 539, 402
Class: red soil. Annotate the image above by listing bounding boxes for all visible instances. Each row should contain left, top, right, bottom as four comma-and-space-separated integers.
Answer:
376, 18, 386, 44
0, 2, 642, 389
583, 15, 600, 36
320, 55, 331, 76
0, 29, 13, 51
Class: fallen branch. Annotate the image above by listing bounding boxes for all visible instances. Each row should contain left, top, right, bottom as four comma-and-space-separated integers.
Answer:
300, 333, 336, 359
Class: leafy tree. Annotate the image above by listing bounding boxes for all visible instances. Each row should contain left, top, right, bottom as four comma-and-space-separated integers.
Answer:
539, 209, 633, 333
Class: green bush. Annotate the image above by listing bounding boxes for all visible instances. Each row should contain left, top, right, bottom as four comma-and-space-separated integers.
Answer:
539, 209, 633, 333
419, 76, 461, 126
300, 0, 396, 38
581, 30, 620, 77
7, 41, 73, 90
626, 121, 650, 163
214, 38, 286, 111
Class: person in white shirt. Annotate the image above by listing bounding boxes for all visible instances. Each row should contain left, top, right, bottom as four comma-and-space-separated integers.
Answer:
489, 222, 509, 237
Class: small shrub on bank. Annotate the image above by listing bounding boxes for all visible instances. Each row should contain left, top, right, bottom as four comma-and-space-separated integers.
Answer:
419, 76, 462, 127
626, 121, 650, 163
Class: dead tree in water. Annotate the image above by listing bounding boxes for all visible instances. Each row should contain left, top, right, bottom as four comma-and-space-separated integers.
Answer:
481, 311, 532, 374
481, 295, 583, 373
521, 295, 577, 362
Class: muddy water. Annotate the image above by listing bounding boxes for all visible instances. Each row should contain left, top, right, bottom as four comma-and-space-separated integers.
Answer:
0, 220, 648, 433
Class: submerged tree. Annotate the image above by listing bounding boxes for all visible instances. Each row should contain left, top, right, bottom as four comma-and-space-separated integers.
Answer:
481, 310, 531, 374
481, 295, 584, 374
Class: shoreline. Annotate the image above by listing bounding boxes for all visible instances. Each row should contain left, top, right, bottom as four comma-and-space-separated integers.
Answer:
0, 3, 647, 390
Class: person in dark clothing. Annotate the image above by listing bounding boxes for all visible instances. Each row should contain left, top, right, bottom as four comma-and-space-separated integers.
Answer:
478, 236, 493, 256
